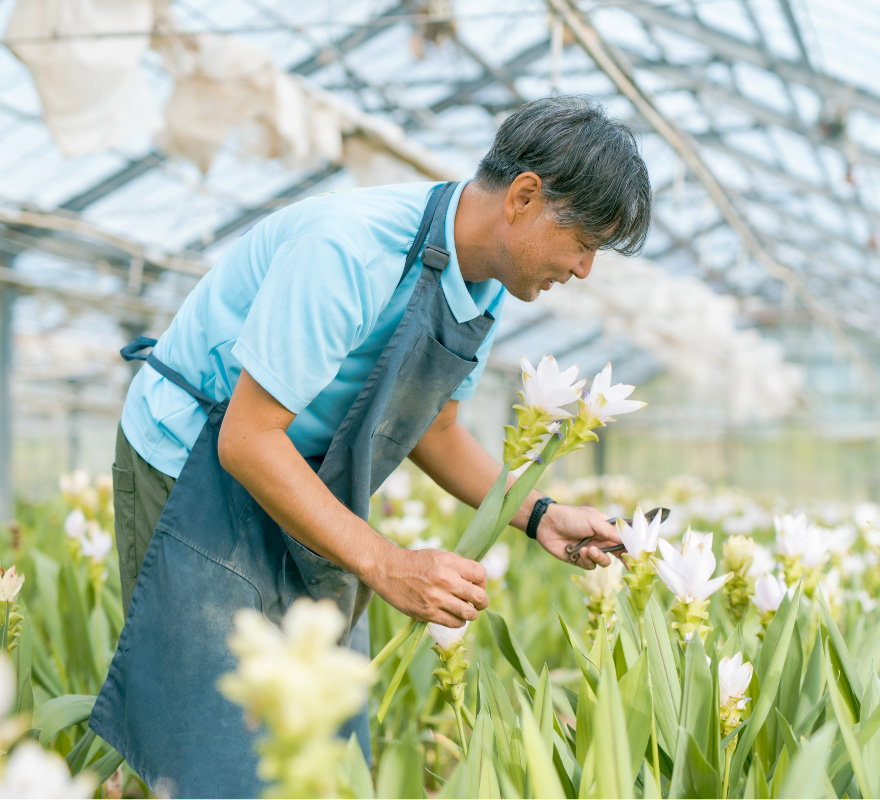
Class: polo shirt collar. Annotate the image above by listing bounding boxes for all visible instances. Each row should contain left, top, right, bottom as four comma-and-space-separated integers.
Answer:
439, 179, 481, 323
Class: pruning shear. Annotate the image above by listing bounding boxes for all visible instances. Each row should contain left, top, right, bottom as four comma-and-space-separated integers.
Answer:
565, 506, 671, 562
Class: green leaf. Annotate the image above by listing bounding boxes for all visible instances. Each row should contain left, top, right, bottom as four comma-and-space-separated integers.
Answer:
799, 631, 824, 716
556, 611, 600, 692
341, 733, 375, 799
794, 694, 828, 740
466, 708, 501, 799
14, 667, 34, 717
680, 635, 719, 777
88, 747, 124, 787
552, 730, 580, 797
482, 665, 517, 770
439, 761, 469, 800
825, 645, 874, 797
641, 760, 661, 799
817, 590, 862, 719
775, 622, 803, 738
669, 727, 719, 800
517, 688, 565, 799
644, 596, 680, 756
376, 741, 424, 800
533, 665, 554, 751
778, 724, 836, 800
774, 709, 800, 759
59, 562, 100, 689
575, 676, 595, 766
34, 694, 95, 746
66, 728, 98, 774
487, 610, 539, 688
730, 583, 803, 784
455, 465, 511, 561
594, 667, 633, 799
744, 757, 770, 799
720, 624, 745, 661
770, 745, 790, 798
618, 651, 652, 782
827, 693, 880, 778
376, 621, 425, 722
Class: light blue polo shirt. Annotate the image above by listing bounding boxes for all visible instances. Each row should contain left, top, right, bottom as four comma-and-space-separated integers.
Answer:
121, 180, 506, 479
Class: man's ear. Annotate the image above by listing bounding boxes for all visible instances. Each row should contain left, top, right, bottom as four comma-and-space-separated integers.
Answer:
503, 172, 544, 224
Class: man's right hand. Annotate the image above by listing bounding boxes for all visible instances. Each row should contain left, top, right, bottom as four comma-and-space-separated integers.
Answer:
364, 547, 489, 628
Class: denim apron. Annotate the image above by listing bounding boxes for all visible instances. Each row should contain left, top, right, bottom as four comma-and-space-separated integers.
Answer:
89, 181, 495, 798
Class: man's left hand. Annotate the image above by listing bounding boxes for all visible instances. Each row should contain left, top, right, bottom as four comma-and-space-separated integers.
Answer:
537, 504, 623, 570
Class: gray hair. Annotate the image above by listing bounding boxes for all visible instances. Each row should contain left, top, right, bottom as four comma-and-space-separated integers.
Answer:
475, 96, 652, 256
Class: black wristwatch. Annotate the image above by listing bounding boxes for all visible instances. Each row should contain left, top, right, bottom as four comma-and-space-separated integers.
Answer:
526, 496, 556, 540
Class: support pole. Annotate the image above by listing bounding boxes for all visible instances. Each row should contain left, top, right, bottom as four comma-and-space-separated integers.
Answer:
0, 286, 15, 522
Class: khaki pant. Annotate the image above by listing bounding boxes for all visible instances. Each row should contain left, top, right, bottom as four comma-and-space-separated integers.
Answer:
110, 424, 176, 616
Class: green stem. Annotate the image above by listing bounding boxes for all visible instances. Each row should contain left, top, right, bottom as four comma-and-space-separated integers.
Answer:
454, 702, 469, 758
640, 613, 662, 791
370, 616, 417, 670
461, 702, 476, 729
722, 740, 734, 799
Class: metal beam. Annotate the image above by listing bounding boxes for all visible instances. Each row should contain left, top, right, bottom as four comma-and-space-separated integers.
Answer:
0, 285, 13, 522
57, 1, 410, 215
631, 3, 880, 118
186, 37, 553, 252
547, 0, 879, 389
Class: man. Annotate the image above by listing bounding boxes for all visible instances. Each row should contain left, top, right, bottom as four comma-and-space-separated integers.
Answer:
91, 95, 651, 798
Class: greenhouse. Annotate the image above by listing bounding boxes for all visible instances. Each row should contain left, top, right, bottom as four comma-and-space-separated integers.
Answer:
0, 0, 879, 797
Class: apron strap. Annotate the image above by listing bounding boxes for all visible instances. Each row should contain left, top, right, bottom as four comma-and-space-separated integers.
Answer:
398, 181, 457, 287
120, 336, 220, 416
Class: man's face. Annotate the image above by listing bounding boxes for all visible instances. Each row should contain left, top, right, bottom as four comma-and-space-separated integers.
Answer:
497, 201, 598, 302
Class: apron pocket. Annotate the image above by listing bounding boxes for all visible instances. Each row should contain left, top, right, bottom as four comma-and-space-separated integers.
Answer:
283, 531, 367, 632
112, 465, 137, 578
372, 331, 477, 449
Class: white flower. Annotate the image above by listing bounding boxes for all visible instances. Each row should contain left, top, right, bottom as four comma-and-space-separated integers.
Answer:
481, 543, 510, 581
402, 500, 426, 518
653, 529, 732, 603
718, 653, 753, 709
817, 568, 842, 605
826, 524, 857, 555
64, 509, 89, 541
748, 543, 776, 578
856, 590, 878, 614
0, 566, 24, 603
841, 553, 867, 577
408, 536, 442, 551
378, 471, 411, 501
582, 363, 645, 422
574, 557, 624, 601
774, 514, 829, 568
59, 470, 90, 498
854, 502, 880, 533
0, 655, 15, 717
0, 742, 95, 798
79, 523, 114, 562
427, 620, 469, 649
519, 355, 585, 419
437, 495, 457, 516
751, 573, 788, 612
221, 600, 374, 741
617, 504, 662, 557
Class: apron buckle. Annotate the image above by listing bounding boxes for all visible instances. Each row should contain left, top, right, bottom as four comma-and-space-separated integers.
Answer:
421, 244, 450, 270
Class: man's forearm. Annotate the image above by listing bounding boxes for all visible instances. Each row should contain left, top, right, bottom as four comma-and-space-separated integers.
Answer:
408, 420, 544, 532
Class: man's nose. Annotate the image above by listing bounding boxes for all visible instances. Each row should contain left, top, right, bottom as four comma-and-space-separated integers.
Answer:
572, 252, 596, 280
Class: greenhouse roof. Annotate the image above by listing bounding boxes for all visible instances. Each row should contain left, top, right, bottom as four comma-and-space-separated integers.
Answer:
1, 0, 879, 411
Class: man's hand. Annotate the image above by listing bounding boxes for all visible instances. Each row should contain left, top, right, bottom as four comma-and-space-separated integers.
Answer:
537, 504, 623, 570
365, 548, 489, 628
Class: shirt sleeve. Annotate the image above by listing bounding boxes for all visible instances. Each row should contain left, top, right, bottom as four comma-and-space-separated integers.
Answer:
231, 233, 373, 414
450, 287, 507, 402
